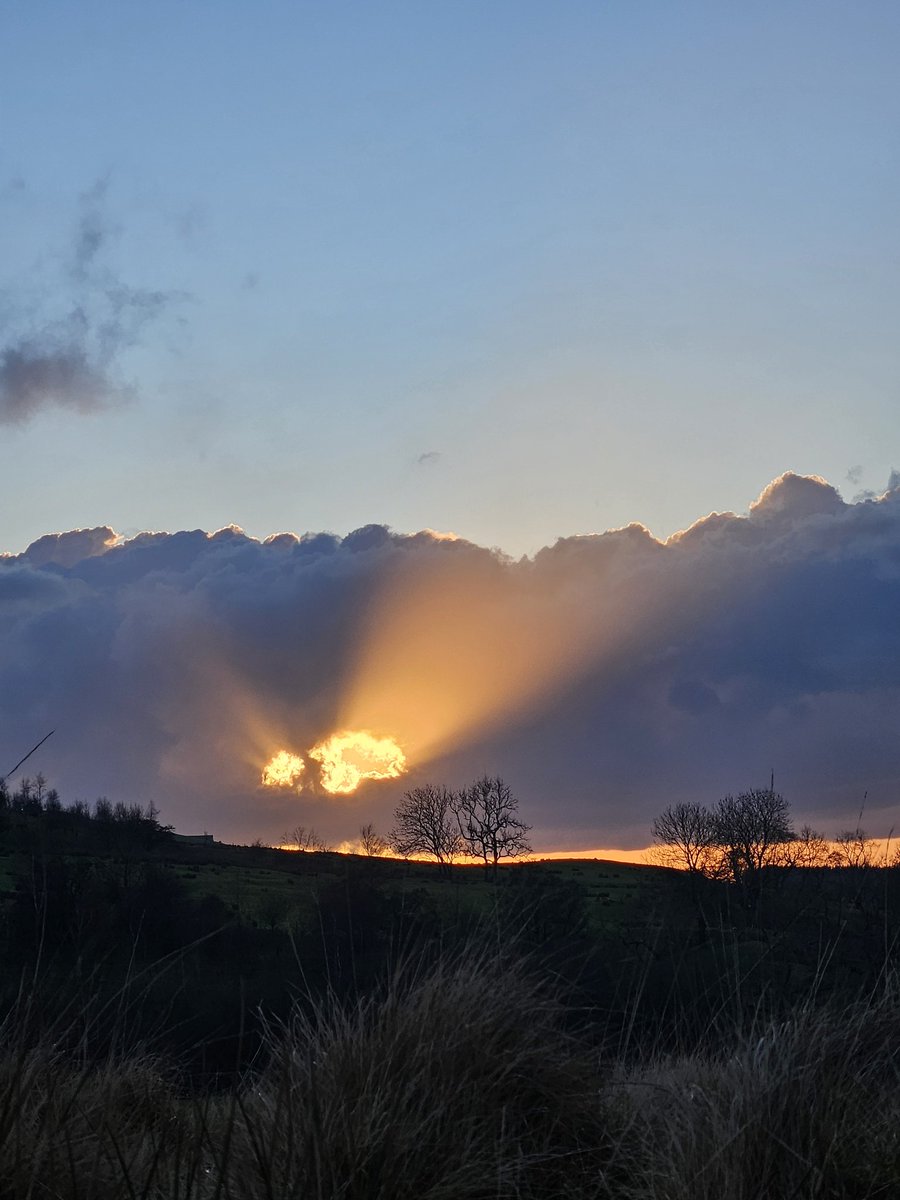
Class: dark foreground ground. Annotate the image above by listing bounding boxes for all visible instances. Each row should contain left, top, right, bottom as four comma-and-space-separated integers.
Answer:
1, 801, 898, 1196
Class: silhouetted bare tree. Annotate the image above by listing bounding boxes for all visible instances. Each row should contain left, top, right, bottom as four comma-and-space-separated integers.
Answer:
652, 789, 795, 912
785, 824, 833, 869
833, 826, 877, 869
283, 824, 328, 852
713, 789, 794, 882
652, 802, 716, 875
455, 776, 531, 873
390, 785, 462, 870
359, 822, 388, 857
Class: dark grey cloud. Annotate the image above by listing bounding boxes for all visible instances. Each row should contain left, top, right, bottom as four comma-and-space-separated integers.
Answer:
417, 450, 441, 466
2, 473, 900, 849
846, 465, 864, 485
0, 339, 122, 423
0, 180, 180, 426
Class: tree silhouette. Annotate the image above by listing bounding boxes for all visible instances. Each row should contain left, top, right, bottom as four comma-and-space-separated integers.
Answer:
283, 824, 328, 852
359, 822, 388, 857
786, 824, 833, 869
713, 789, 794, 886
651, 802, 716, 875
652, 788, 795, 913
455, 776, 531, 873
390, 785, 462, 870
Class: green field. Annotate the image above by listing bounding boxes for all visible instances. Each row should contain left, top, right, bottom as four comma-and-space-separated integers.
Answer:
148, 841, 684, 935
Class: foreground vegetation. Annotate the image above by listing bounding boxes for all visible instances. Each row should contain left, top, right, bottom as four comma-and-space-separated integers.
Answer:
1, 777, 899, 1196
2, 954, 900, 1198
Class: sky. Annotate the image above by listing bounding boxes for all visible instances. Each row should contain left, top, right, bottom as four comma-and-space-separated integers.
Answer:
1, 3, 899, 849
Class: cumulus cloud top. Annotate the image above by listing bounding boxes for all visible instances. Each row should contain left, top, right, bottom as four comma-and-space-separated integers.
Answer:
2, 475, 899, 848
16, 527, 119, 569
749, 472, 846, 522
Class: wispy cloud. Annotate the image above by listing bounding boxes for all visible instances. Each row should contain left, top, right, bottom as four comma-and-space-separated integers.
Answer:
851, 468, 900, 504
0, 179, 182, 426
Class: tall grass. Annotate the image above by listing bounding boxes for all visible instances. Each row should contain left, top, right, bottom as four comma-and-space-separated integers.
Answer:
221, 951, 612, 1199
0, 952, 899, 1197
0, 1036, 204, 1198
612, 981, 900, 1199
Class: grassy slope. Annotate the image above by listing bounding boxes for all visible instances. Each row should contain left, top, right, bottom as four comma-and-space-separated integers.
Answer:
0, 834, 688, 952
154, 842, 684, 932
0, 832, 690, 957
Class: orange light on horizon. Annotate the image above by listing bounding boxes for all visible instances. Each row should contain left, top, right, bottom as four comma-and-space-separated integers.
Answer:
525, 846, 656, 866
323, 842, 657, 866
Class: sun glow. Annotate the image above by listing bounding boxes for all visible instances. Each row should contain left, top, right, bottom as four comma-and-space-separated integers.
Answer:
260, 749, 306, 790
333, 541, 640, 769
308, 730, 407, 795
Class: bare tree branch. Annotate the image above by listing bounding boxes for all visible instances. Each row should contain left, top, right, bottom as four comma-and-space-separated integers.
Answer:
390, 785, 462, 869
282, 824, 328, 852
455, 776, 531, 870
651, 802, 716, 875
359, 822, 389, 857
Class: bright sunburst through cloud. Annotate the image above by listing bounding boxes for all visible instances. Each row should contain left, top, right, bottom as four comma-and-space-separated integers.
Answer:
260, 750, 305, 791
308, 731, 407, 796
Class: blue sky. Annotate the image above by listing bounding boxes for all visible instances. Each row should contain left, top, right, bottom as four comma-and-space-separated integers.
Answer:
2, 1, 898, 557
1, 0, 900, 552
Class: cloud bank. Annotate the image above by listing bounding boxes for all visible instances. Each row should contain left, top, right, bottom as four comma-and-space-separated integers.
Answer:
2, 473, 899, 849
